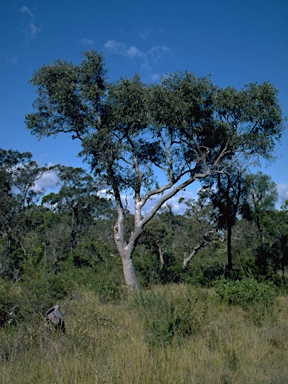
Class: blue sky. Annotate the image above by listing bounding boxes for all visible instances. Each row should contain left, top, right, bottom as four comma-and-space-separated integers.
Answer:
1, 0, 288, 207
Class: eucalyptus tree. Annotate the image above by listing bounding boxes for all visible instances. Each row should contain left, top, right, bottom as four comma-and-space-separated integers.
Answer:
181, 196, 221, 269
26, 50, 284, 288
0, 149, 46, 210
243, 172, 278, 235
200, 163, 249, 273
242, 172, 278, 271
256, 204, 288, 278
42, 165, 112, 249
0, 149, 47, 278
275, 202, 288, 277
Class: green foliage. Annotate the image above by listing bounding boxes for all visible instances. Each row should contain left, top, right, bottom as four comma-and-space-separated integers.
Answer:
230, 255, 259, 279
134, 248, 161, 286
134, 247, 182, 287
216, 278, 277, 308
70, 240, 111, 269
182, 245, 227, 286
67, 266, 124, 303
0, 150, 48, 279
213, 273, 283, 328
0, 262, 123, 329
1, 61, 286, 291
186, 260, 226, 286
215, 278, 279, 325
131, 286, 209, 346
21, 273, 72, 314
0, 279, 24, 327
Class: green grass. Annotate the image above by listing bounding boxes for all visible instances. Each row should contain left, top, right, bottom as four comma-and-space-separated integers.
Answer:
1, 284, 288, 384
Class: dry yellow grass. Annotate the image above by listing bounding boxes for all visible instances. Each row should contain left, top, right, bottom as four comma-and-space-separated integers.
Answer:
1, 285, 287, 384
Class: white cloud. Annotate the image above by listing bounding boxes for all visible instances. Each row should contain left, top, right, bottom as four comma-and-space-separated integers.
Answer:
28, 22, 41, 39
103, 39, 171, 72
139, 27, 164, 40
127, 45, 145, 58
19, 5, 41, 41
33, 171, 59, 192
103, 40, 131, 56
19, 5, 35, 19
148, 46, 170, 63
162, 190, 195, 214
278, 184, 288, 205
80, 38, 94, 46
139, 28, 153, 40
104, 40, 145, 58
150, 73, 161, 82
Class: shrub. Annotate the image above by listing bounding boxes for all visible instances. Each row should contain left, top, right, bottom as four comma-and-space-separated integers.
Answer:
183, 260, 226, 287
70, 241, 112, 269
215, 278, 277, 307
131, 285, 209, 346
215, 278, 279, 325
62, 265, 124, 303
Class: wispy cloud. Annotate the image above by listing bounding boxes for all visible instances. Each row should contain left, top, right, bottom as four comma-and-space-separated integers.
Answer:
1, 54, 17, 66
104, 40, 145, 59
148, 45, 170, 63
139, 28, 153, 40
139, 27, 164, 40
19, 5, 41, 41
19, 5, 34, 19
103, 39, 171, 71
150, 73, 161, 82
80, 38, 94, 47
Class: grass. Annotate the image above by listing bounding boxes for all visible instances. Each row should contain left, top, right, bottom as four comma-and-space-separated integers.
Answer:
1, 284, 288, 384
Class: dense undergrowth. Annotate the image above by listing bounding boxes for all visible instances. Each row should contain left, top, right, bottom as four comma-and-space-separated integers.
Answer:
1, 269, 287, 384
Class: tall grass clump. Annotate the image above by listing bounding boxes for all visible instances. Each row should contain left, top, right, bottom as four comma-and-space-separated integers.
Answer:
0, 278, 24, 327
130, 284, 210, 346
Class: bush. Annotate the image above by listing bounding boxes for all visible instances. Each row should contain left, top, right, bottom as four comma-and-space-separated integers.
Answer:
215, 278, 279, 325
131, 285, 209, 346
20, 273, 73, 319
183, 260, 226, 287
70, 241, 112, 269
0, 264, 122, 329
61, 265, 124, 303
215, 278, 277, 307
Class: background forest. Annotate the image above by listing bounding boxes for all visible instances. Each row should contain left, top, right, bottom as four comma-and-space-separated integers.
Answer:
1, 146, 287, 307
1, 147, 288, 383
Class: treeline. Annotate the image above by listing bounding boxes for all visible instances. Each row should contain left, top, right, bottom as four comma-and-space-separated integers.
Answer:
1, 148, 287, 292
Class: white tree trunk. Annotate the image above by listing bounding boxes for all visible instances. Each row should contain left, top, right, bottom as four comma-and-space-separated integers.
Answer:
122, 253, 140, 289
114, 204, 141, 289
